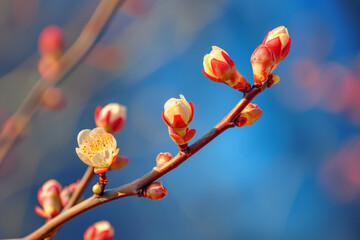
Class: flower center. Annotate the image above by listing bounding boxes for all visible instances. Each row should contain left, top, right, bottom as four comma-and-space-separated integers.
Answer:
81, 134, 111, 158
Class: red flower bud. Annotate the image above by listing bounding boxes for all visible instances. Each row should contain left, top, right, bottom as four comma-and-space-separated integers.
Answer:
236, 103, 263, 127
35, 179, 62, 219
250, 45, 276, 84
60, 181, 79, 207
95, 103, 127, 134
156, 152, 172, 166
38, 25, 64, 56
145, 182, 167, 200
203, 46, 250, 92
263, 26, 291, 69
84, 220, 114, 240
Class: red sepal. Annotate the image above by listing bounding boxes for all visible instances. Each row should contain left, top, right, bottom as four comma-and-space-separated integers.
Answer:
172, 114, 187, 128
111, 117, 125, 133
34, 206, 46, 218
94, 106, 102, 122
188, 101, 195, 123
183, 128, 196, 143
211, 58, 229, 77
262, 31, 270, 44
281, 37, 291, 60
265, 37, 282, 58
221, 51, 235, 67
202, 70, 220, 82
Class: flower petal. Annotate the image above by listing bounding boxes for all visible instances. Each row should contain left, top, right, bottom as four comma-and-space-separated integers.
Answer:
76, 148, 92, 166
77, 129, 91, 146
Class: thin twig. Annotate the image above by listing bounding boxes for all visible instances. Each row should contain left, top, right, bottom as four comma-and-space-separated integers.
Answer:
21, 82, 269, 240
0, 0, 126, 165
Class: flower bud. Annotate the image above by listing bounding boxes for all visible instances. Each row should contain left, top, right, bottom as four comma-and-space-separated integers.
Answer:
109, 156, 129, 171
163, 94, 194, 128
250, 45, 276, 84
41, 87, 66, 111
236, 103, 263, 127
38, 25, 64, 56
145, 182, 167, 200
156, 152, 172, 166
203, 46, 250, 92
95, 103, 127, 134
83, 220, 114, 240
263, 26, 291, 69
35, 179, 62, 219
60, 181, 79, 207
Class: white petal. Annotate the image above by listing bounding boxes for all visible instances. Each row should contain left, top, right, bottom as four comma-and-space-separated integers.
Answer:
76, 148, 92, 166
91, 151, 111, 168
113, 148, 119, 156
77, 129, 91, 146
90, 127, 107, 136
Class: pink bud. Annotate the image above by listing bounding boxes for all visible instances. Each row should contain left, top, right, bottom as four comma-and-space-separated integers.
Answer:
162, 94, 194, 129
262, 26, 291, 68
38, 25, 64, 56
145, 182, 168, 200
250, 45, 276, 84
35, 179, 62, 219
95, 103, 127, 134
83, 220, 114, 240
41, 87, 66, 111
203, 46, 250, 92
60, 181, 79, 207
156, 152, 172, 166
236, 103, 263, 127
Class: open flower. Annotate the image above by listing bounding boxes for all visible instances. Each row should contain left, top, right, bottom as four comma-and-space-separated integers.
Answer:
236, 103, 263, 127
35, 179, 62, 220
95, 103, 127, 134
84, 220, 114, 240
203, 46, 250, 92
76, 127, 119, 174
262, 26, 291, 69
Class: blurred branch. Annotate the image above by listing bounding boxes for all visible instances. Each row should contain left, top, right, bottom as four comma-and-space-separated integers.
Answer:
0, 0, 126, 165
21, 81, 270, 240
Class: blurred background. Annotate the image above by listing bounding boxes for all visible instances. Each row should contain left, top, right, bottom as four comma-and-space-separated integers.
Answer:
0, 0, 360, 239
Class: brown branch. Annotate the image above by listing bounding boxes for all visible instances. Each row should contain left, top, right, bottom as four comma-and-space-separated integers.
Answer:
22, 82, 269, 240
0, 0, 126, 165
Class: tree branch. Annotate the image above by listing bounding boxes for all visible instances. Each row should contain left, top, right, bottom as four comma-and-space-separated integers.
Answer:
22, 82, 269, 240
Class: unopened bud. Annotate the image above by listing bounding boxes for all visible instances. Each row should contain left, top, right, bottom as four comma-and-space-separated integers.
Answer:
83, 220, 114, 240
263, 26, 291, 68
38, 25, 64, 56
163, 94, 194, 128
203, 46, 250, 92
144, 182, 167, 200
235, 103, 263, 127
35, 179, 62, 219
95, 103, 127, 134
250, 45, 276, 84
60, 181, 79, 207
156, 152, 172, 166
